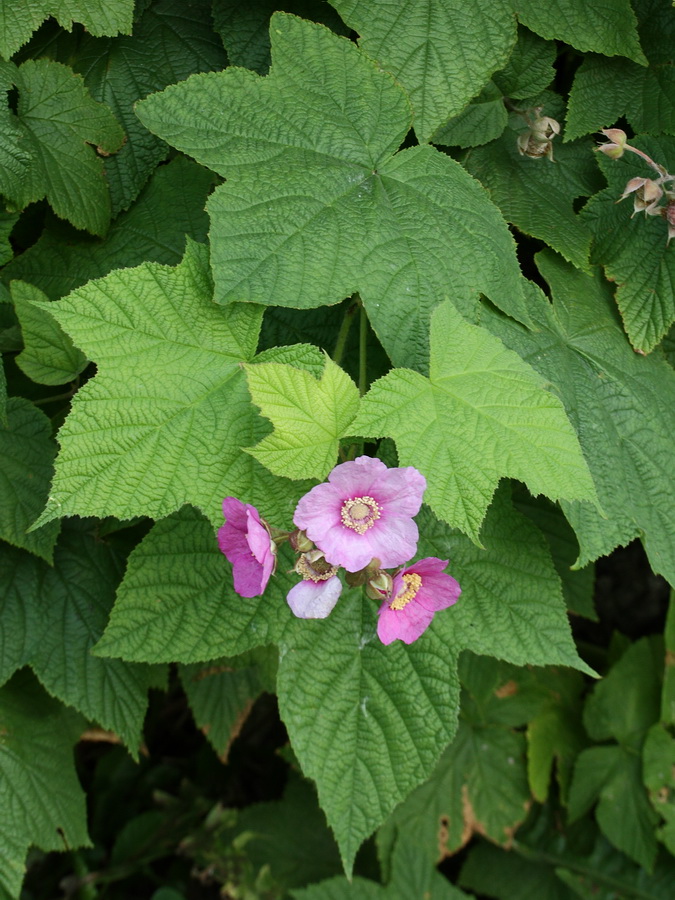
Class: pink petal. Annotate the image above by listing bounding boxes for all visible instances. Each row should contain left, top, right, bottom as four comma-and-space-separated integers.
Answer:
326, 455, 387, 494
287, 576, 342, 619
377, 600, 434, 645
370, 466, 427, 516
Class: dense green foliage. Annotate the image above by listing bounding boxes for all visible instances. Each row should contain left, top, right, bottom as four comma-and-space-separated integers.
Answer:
1, 0, 674, 897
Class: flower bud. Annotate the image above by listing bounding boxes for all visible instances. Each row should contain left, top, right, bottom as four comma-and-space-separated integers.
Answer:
365, 570, 393, 601
597, 128, 627, 159
517, 110, 561, 161
289, 529, 314, 553
620, 176, 664, 216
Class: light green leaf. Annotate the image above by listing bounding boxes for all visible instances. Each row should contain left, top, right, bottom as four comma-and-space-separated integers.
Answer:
2, 155, 216, 301
462, 99, 601, 271
482, 251, 675, 584
35, 0, 227, 214
0, 671, 89, 899
566, 0, 675, 140
7, 59, 124, 235
12, 281, 88, 385
513, 0, 646, 65
0, 0, 134, 59
0, 398, 59, 562
31, 241, 307, 530
244, 356, 360, 480
214, 0, 348, 75
135, 12, 528, 370
330, 0, 516, 143
94, 507, 296, 663
353, 300, 597, 543
582, 135, 675, 352
277, 585, 462, 873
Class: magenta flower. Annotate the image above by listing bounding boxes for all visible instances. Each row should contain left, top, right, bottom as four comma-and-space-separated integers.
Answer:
377, 557, 460, 645
293, 456, 426, 572
218, 497, 276, 598
287, 550, 342, 619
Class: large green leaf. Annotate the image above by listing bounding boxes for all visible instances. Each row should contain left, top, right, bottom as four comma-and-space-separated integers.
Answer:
12, 281, 88, 385
32, 0, 227, 214
329, 0, 517, 143
0, 398, 59, 562
352, 300, 597, 542
0, 0, 134, 59
31, 241, 308, 529
582, 135, 675, 352
482, 251, 675, 584
2, 155, 215, 301
512, 0, 646, 65
644, 722, 675, 855
4, 59, 124, 235
244, 356, 360, 480
135, 12, 528, 370
566, 0, 675, 140
0, 671, 89, 899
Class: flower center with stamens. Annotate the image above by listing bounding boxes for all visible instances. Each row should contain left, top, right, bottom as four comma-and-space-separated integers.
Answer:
295, 551, 338, 583
340, 496, 381, 534
390, 573, 422, 610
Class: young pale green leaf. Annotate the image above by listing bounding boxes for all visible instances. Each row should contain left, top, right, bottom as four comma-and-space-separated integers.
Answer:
277, 584, 462, 874
566, 0, 675, 140
3, 155, 215, 300
214, 0, 348, 75
462, 101, 602, 271
7, 59, 124, 235
583, 136, 675, 352
513, 0, 646, 65
31, 241, 308, 529
244, 356, 360, 481
135, 12, 528, 370
94, 507, 297, 664
179, 654, 268, 760
0, 398, 59, 562
330, 0, 516, 143
483, 252, 675, 584
36, 0, 227, 214
12, 281, 88, 385
0, 671, 89, 899
0, 0, 134, 59
352, 301, 597, 543
643, 723, 675, 854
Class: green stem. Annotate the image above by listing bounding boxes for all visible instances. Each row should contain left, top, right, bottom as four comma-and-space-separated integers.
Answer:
332, 299, 358, 365
358, 303, 368, 397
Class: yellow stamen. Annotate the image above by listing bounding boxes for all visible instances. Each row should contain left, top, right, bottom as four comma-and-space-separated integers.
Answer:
295, 552, 338, 583
340, 496, 381, 534
390, 573, 422, 610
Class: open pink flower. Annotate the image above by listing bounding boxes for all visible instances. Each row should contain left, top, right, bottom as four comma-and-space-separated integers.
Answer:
377, 557, 460, 645
218, 497, 276, 598
286, 550, 342, 619
293, 456, 426, 572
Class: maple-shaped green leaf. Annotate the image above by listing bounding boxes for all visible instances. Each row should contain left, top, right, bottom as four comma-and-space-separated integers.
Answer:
513, 0, 646, 66
244, 356, 359, 480
31, 241, 309, 530
352, 300, 596, 542
35, 0, 227, 215
462, 94, 602, 272
4, 59, 124, 235
135, 12, 528, 370
12, 281, 87, 385
0, 0, 134, 59
0, 670, 89, 899
566, 0, 675, 141
2, 155, 215, 301
0, 398, 60, 562
582, 135, 675, 352
329, 0, 516, 142
482, 251, 675, 584
214, 0, 349, 75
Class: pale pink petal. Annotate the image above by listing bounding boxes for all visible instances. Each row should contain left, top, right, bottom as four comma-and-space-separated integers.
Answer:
287, 576, 342, 619
326, 455, 387, 494
365, 514, 418, 569
377, 600, 434, 645
369, 466, 427, 516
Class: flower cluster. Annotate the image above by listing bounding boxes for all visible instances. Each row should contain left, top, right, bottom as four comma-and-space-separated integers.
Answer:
515, 106, 561, 161
597, 128, 675, 244
218, 456, 461, 644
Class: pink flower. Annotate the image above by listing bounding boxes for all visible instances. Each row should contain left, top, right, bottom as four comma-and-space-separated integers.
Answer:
287, 550, 342, 619
377, 557, 460, 645
218, 498, 276, 597
293, 456, 426, 573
